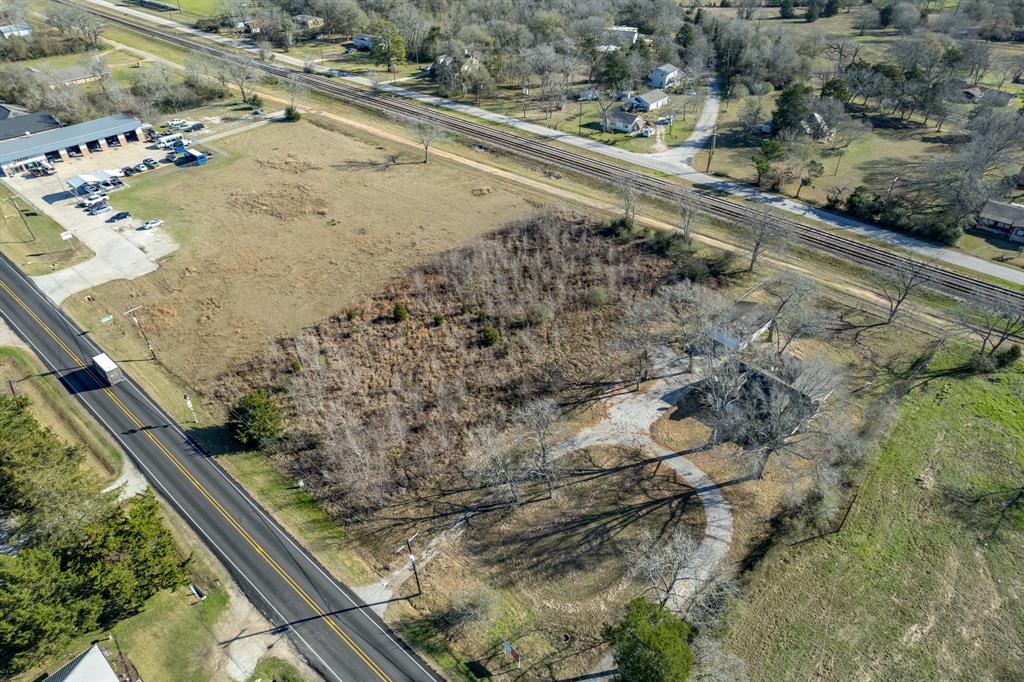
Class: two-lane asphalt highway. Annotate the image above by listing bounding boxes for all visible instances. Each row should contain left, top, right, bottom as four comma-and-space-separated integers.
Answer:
0, 251, 437, 682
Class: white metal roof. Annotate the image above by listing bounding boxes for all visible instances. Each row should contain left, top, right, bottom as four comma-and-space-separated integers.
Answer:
47, 644, 119, 682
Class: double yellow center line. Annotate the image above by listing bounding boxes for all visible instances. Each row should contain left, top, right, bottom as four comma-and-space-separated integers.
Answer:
0, 279, 392, 682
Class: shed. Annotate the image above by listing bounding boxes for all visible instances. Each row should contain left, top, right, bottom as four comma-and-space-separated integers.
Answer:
293, 14, 324, 30
648, 63, 679, 89
711, 301, 773, 352
0, 23, 32, 40
352, 33, 374, 50
599, 25, 639, 51
629, 89, 669, 112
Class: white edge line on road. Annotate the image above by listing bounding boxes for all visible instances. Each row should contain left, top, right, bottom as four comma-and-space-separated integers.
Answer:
0, 302, 346, 682
11, 267, 438, 681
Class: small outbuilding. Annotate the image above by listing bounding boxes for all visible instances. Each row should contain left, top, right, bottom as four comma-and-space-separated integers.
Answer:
46, 644, 119, 682
599, 25, 639, 51
629, 89, 669, 112
648, 63, 680, 89
712, 301, 774, 352
976, 200, 1024, 243
0, 23, 32, 40
293, 14, 325, 30
352, 33, 374, 50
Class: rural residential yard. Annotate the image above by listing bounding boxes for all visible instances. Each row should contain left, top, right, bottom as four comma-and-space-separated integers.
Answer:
1, 1, 1024, 681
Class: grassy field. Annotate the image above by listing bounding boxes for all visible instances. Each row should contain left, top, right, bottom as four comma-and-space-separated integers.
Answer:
248, 656, 307, 682
62, 118, 543, 390
723, 348, 1024, 681
0, 346, 121, 479
0, 184, 95, 276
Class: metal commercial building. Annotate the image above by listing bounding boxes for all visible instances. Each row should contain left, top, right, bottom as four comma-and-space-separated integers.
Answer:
0, 113, 145, 176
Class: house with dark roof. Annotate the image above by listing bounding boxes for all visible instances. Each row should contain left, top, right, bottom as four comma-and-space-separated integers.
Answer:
712, 301, 773, 352
976, 200, 1024, 243
0, 111, 61, 142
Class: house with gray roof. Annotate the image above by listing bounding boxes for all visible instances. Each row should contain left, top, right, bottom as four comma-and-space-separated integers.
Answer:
976, 200, 1024, 243
46, 644, 119, 682
648, 63, 680, 89
0, 111, 61, 142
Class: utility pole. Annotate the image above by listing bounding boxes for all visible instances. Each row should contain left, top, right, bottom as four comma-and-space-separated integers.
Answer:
705, 126, 717, 173
394, 533, 421, 597
123, 305, 155, 359
885, 175, 899, 201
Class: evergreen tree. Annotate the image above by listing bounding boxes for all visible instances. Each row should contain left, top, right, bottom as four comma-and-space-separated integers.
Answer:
229, 389, 284, 448
771, 84, 811, 135
371, 20, 407, 73
603, 598, 693, 682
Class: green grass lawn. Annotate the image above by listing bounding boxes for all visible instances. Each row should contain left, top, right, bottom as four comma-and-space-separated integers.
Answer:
0, 184, 95, 276
247, 656, 307, 682
723, 349, 1024, 681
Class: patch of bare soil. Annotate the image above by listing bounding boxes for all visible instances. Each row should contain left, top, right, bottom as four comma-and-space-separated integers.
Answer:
68, 120, 539, 387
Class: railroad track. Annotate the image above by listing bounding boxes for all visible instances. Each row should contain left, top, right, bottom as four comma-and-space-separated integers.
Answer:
75, 2, 1024, 310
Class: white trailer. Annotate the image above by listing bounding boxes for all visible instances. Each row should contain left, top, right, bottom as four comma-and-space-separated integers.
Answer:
92, 353, 124, 385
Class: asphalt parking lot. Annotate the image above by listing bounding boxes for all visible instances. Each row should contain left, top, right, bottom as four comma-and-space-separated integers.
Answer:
1, 141, 178, 303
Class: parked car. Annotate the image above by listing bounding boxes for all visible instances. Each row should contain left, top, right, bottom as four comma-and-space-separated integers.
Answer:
110, 178, 124, 187
88, 205, 112, 216
167, 118, 187, 127
139, 219, 164, 230
133, 163, 147, 172
122, 166, 136, 176
187, 122, 205, 132
179, 138, 193, 147
106, 211, 131, 222
99, 180, 114, 190
83, 183, 100, 193
143, 158, 159, 168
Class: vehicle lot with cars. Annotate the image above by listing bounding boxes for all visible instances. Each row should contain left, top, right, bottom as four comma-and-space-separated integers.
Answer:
1, 140, 177, 302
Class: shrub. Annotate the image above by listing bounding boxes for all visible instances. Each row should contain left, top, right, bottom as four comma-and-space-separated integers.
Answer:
603, 598, 693, 682
393, 301, 409, 322
195, 17, 220, 32
289, 359, 301, 373
248, 94, 263, 108
480, 326, 500, 347
585, 286, 610, 308
229, 389, 284, 448
433, 313, 445, 326
968, 353, 997, 374
284, 105, 302, 122
995, 344, 1022, 369
345, 309, 356, 321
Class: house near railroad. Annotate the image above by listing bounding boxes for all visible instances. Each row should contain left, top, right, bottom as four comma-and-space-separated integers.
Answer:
46, 644, 119, 682
0, 22, 32, 40
578, 87, 599, 101
607, 109, 644, 134
712, 301, 774, 352
648, 63, 680, 89
293, 14, 325, 31
975, 199, 1024, 243
598, 25, 639, 51
628, 89, 669, 112
429, 53, 482, 78
802, 111, 835, 142
960, 84, 1015, 106
352, 33, 375, 50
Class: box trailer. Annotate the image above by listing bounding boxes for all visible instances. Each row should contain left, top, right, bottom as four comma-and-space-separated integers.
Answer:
92, 353, 124, 385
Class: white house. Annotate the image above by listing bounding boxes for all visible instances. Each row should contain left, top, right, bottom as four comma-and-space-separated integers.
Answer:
648, 63, 679, 89
629, 89, 669, 112
578, 88, 599, 101
352, 33, 375, 50
0, 23, 32, 40
607, 109, 644, 134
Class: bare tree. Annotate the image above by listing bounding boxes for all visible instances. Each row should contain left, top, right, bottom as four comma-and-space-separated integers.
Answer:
677, 193, 695, 244
413, 120, 447, 163
956, 299, 1024, 357
624, 527, 700, 607
285, 73, 310, 109
466, 425, 526, 505
621, 180, 639, 226
219, 56, 260, 104
745, 216, 786, 272
514, 398, 561, 496
659, 280, 733, 372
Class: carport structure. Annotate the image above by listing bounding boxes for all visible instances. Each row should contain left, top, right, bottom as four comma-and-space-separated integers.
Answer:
0, 114, 145, 176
